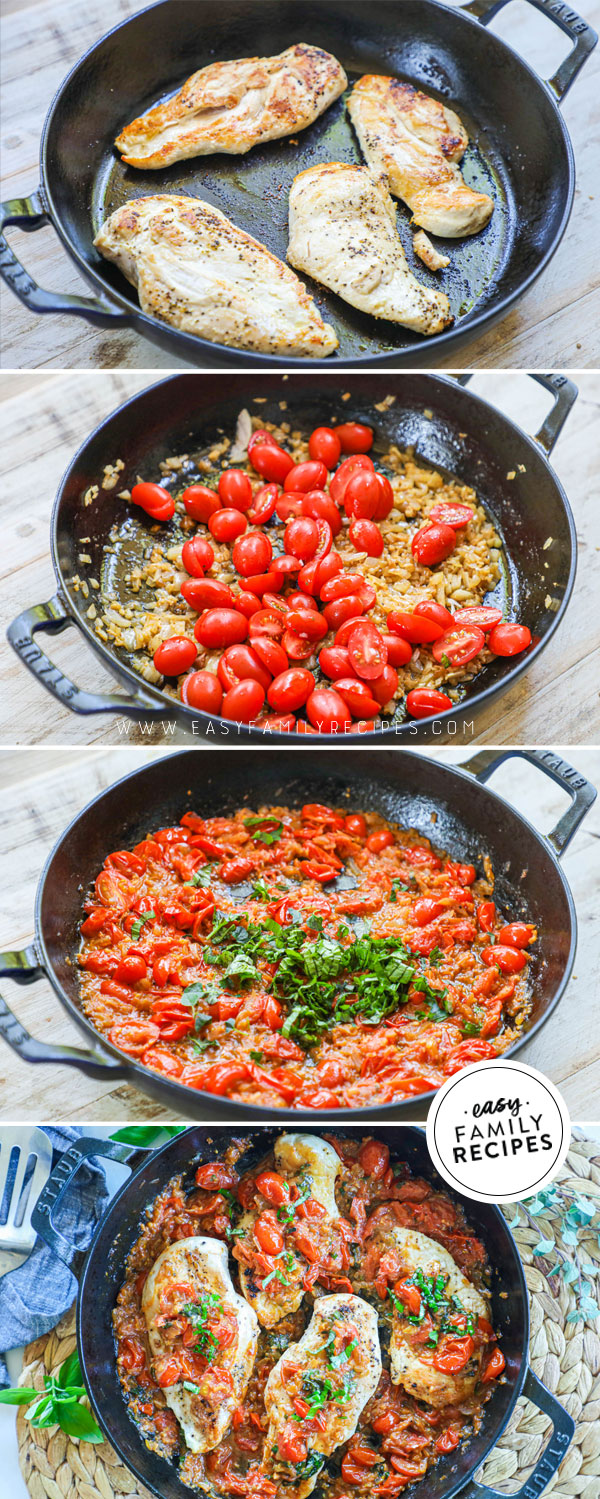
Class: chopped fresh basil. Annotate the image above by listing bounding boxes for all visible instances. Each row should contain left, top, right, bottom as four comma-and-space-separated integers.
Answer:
244, 815, 283, 845
185, 863, 217, 888
130, 910, 155, 939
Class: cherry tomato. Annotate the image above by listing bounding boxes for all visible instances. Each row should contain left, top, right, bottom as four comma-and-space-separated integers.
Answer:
285, 517, 320, 561
153, 636, 197, 675
181, 536, 214, 576
232, 532, 272, 577
406, 688, 453, 718
429, 503, 474, 528
382, 633, 412, 667
217, 644, 271, 692
114, 954, 148, 985
254, 1171, 291, 1205
324, 595, 366, 631
182, 485, 220, 522
446, 1040, 497, 1073
436, 1429, 461, 1453
181, 670, 223, 713
255, 1211, 285, 1256
488, 623, 532, 656
335, 615, 370, 647
335, 422, 374, 453
412, 523, 457, 566
252, 637, 288, 676
306, 688, 352, 732
344, 469, 381, 520
349, 519, 384, 556
335, 678, 380, 717
432, 626, 485, 666
482, 1347, 506, 1382
249, 608, 285, 638
247, 482, 279, 525
477, 901, 496, 933
370, 665, 398, 706
277, 1425, 307, 1464
329, 454, 374, 504
268, 669, 314, 712
388, 610, 445, 644
414, 897, 444, 926
373, 472, 395, 520
131, 482, 175, 521
481, 945, 527, 973
301, 490, 342, 535
281, 630, 314, 661
209, 508, 247, 543
319, 645, 352, 679
309, 426, 342, 468
248, 432, 294, 483
298, 551, 343, 596
347, 621, 387, 681
358, 1139, 390, 1178
284, 460, 328, 493
244, 572, 284, 598
181, 577, 233, 612
287, 609, 327, 643
109, 1021, 160, 1056
235, 590, 263, 619
497, 922, 536, 948
393, 1280, 422, 1316
366, 830, 394, 853
260, 714, 296, 731
319, 573, 363, 604
218, 468, 253, 512
221, 679, 265, 722
454, 606, 503, 631
433, 1337, 474, 1373
195, 608, 248, 649
446, 862, 476, 884
414, 599, 453, 629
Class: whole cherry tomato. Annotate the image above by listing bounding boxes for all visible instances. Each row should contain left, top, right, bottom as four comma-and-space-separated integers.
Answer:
248, 431, 294, 483
195, 608, 248, 649
488, 623, 532, 656
217, 644, 271, 692
218, 468, 253, 511
382, 633, 412, 667
388, 610, 445, 644
414, 897, 444, 926
181, 577, 233, 612
268, 669, 314, 713
181, 671, 223, 713
306, 688, 352, 732
232, 532, 272, 577
319, 645, 352, 679
497, 922, 536, 948
432, 626, 485, 667
235, 590, 263, 619
153, 636, 197, 675
254, 1211, 285, 1256
284, 460, 328, 493
181, 536, 214, 576
344, 469, 381, 520
254, 1171, 291, 1205
366, 830, 394, 853
414, 599, 453, 629
209, 508, 247, 543
301, 490, 342, 536
182, 485, 220, 522
345, 813, 367, 837
285, 517, 320, 561
287, 609, 327, 643
349, 519, 384, 555
247, 483, 280, 525
274, 491, 307, 522
323, 596, 365, 631
433, 1337, 474, 1373
221, 679, 265, 722
436, 1429, 461, 1453
308, 426, 341, 468
347, 621, 388, 681
412, 523, 457, 566
406, 688, 453, 719
481, 945, 528, 973
335, 422, 374, 453
131, 482, 175, 521
373, 472, 395, 520
370, 665, 398, 706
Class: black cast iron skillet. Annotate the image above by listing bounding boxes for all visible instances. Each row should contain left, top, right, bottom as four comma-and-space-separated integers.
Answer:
6, 371, 578, 745
30, 1126, 575, 1499
0, 0, 596, 368
0, 747, 595, 1121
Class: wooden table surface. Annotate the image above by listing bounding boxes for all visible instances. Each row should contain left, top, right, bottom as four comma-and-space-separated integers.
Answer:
1, 0, 599, 370
1, 368, 598, 746
0, 744, 597, 1123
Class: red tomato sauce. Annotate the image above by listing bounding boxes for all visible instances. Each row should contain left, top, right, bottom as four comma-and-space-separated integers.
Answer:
114, 1134, 504, 1497
78, 802, 535, 1109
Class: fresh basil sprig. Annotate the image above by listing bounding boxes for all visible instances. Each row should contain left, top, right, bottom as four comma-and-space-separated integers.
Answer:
0, 1349, 102, 1441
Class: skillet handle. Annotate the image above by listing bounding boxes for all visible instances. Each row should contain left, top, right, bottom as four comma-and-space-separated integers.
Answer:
7, 595, 167, 718
0, 949, 129, 1077
468, 1369, 574, 1499
461, 749, 597, 856
31, 1136, 139, 1274
462, 0, 597, 99
0, 193, 129, 324
530, 374, 578, 453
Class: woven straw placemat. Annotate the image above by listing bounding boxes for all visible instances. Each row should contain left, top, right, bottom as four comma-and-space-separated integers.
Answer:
16, 1134, 600, 1499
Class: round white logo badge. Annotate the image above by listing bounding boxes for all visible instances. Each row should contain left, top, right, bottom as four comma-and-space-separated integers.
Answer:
425, 1059, 570, 1203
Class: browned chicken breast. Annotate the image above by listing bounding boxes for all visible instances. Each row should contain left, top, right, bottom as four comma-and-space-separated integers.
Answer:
288, 163, 452, 336
348, 75, 494, 238
115, 44, 347, 169
94, 195, 338, 357
389, 1228, 489, 1408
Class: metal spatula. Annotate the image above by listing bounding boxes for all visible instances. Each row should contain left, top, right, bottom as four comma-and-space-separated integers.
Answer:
0, 1128, 53, 1279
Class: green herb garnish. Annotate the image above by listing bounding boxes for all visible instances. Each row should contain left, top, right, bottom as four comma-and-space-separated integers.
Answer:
0, 1350, 102, 1442
130, 909, 155, 939
244, 815, 283, 845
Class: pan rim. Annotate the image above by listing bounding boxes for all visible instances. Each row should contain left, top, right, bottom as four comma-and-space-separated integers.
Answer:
36, 0, 577, 367
32, 745, 578, 1119
75, 1122, 531, 1499
48, 370, 578, 743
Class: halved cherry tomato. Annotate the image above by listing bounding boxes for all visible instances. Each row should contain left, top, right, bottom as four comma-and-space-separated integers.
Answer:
284, 460, 328, 493
252, 637, 289, 676
287, 609, 327, 643
432, 626, 486, 666
218, 468, 253, 511
347, 621, 387, 681
406, 688, 453, 719
217, 644, 271, 692
245, 484, 278, 527
335, 422, 374, 453
414, 898, 444, 926
181, 536, 215, 576
335, 678, 380, 717
388, 610, 445, 644
131, 482, 175, 521
255, 1211, 285, 1256
301, 490, 342, 535
370, 665, 398, 706
488, 623, 532, 656
249, 609, 286, 641
329, 454, 374, 504
429, 503, 474, 528
232, 532, 273, 577
181, 670, 223, 713
109, 1021, 160, 1056
182, 485, 220, 522
285, 517, 320, 561
298, 552, 342, 596
319, 645, 352, 679
433, 1337, 474, 1373
414, 600, 453, 629
248, 431, 294, 483
381, 633, 412, 667
300, 860, 339, 881
477, 901, 496, 932
481, 945, 527, 973
277, 1425, 307, 1464
268, 669, 314, 712
221, 680, 265, 722
324, 595, 366, 631
281, 630, 314, 661
367, 830, 394, 853
235, 590, 263, 619
412, 523, 457, 566
358, 1139, 390, 1177
436, 1429, 461, 1453
497, 922, 536, 948
335, 615, 370, 647
482, 1347, 506, 1381
308, 427, 341, 468
454, 606, 503, 631
195, 609, 248, 649
209, 509, 247, 543
274, 491, 307, 523
181, 577, 233, 611
306, 688, 352, 732
154, 636, 197, 675
344, 469, 381, 520
349, 519, 384, 555
393, 1279, 422, 1316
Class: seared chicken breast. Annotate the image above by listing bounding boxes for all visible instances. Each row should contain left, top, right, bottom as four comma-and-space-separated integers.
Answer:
94, 195, 338, 357
389, 1227, 488, 1408
115, 45, 347, 169
348, 75, 494, 238
142, 1235, 259, 1453
236, 1134, 343, 1328
263, 1294, 382, 1498
287, 163, 452, 335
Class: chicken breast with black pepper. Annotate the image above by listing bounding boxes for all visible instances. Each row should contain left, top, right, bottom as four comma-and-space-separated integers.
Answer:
389, 1227, 489, 1408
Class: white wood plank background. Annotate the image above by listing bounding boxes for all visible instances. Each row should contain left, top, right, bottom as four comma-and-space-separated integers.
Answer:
0, 369, 598, 746
1, 0, 599, 369
0, 744, 597, 1122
